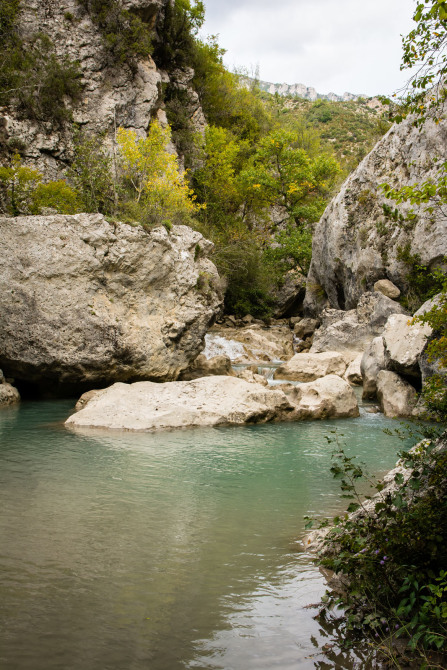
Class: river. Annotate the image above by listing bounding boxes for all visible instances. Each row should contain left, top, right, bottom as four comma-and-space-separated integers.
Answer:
0, 398, 415, 669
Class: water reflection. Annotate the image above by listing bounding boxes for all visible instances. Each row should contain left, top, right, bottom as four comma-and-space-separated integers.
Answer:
0, 400, 415, 670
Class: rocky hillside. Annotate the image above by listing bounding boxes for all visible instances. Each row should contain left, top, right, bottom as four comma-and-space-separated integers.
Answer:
0, 0, 204, 178
304, 108, 447, 315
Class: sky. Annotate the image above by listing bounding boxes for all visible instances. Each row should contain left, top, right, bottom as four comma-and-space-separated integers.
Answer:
199, 0, 418, 97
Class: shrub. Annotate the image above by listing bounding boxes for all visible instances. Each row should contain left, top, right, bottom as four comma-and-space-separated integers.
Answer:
0, 154, 79, 215
69, 132, 116, 215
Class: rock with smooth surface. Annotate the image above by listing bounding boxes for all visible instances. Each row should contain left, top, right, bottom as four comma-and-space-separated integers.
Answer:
274, 352, 347, 382
382, 313, 432, 379
0, 383, 20, 407
374, 279, 401, 300
0, 215, 223, 392
311, 292, 407, 354
66, 377, 294, 431
287, 375, 359, 420
294, 318, 319, 339
361, 336, 386, 399
376, 371, 417, 418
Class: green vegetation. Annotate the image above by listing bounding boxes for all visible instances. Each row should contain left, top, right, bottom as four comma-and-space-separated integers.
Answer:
0, 2, 83, 125
77, 0, 153, 67
307, 434, 447, 666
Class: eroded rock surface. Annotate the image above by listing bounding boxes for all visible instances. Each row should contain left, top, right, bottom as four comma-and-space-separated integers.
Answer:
0, 214, 223, 392
311, 292, 407, 355
287, 375, 359, 420
304, 110, 447, 315
274, 352, 347, 382
66, 376, 294, 431
382, 314, 432, 380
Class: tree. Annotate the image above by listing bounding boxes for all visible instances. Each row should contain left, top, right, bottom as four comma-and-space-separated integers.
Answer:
116, 121, 200, 227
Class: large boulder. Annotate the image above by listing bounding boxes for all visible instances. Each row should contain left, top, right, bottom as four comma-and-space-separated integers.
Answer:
311, 292, 407, 354
274, 352, 347, 382
361, 336, 386, 399
382, 314, 432, 380
304, 110, 447, 315
344, 354, 363, 386
66, 377, 294, 431
287, 375, 359, 420
376, 371, 417, 418
0, 215, 223, 393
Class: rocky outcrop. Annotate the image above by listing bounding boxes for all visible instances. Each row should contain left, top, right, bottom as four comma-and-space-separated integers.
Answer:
66, 376, 294, 431
0, 214, 223, 393
255, 79, 362, 103
311, 292, 407, 355
285, 375, 359, 420
274, 352, 347, 382
273, 270, 306, 318
3, 0, 204, 177
304, 110, 447, 315
344, 354, 363, 386
376, 370, 417, 418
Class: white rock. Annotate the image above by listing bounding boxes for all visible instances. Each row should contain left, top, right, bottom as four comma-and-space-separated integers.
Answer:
287, 375, 359, 420
361, 336, 386, 399
376, 371, 417, 418
344, 354, 363, 385
274, 352, 347, 382
311, 292, 407, 354
0, 215, 223, 393
382, 313, 432, 379
66, 377, 294, 431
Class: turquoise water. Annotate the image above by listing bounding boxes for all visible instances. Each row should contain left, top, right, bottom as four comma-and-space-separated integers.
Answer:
0, 400, 415, 670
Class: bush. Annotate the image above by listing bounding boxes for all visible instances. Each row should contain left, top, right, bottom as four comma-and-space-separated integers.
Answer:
309, 434, 447, 664
69, 132, 116, 215
0, 154, 80, 215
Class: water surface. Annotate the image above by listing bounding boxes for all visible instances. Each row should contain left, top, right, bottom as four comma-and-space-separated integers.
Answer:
0, 400, 415, 669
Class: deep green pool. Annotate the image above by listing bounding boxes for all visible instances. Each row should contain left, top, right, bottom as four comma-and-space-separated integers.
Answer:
0, 400, 416, 669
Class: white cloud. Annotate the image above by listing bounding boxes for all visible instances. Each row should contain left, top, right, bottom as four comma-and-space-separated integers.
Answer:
199, 0, 417, 96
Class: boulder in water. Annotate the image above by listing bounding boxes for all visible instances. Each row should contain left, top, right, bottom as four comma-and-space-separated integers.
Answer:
287, 375, 359, 420
274, 352, 347, 382
66, 376, 294, 432
376, 371, 417, 418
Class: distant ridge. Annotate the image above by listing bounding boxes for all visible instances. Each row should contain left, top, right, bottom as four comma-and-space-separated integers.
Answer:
255, 79, 365, 102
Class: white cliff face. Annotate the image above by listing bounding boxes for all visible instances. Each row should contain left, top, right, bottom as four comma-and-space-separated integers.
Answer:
0, 214, 223, 393
256, 79, 363, 102
304, 108, 447, 315
2, 0, 203, 177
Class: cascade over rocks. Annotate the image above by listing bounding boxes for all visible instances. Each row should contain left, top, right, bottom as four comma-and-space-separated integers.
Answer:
304, 111, 447, 316
0, 214, 223, 394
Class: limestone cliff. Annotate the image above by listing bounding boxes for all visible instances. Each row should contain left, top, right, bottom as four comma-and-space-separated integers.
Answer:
304, 108, 447, 315
1, 0, 205, 178
0, 214, 223, 394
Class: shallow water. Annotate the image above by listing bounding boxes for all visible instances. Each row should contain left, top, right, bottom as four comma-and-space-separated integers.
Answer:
0, 400, 415, 670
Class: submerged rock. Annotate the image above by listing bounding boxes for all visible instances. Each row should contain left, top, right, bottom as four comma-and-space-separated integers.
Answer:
274, 352, 347, 382
66, 376, 294, 431
0, 214, 223, 393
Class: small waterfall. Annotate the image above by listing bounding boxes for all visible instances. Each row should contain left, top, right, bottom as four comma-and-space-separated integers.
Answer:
203, 334, 247, 361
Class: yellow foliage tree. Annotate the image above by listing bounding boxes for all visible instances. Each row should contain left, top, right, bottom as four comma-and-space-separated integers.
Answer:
116, 121, 200, 227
